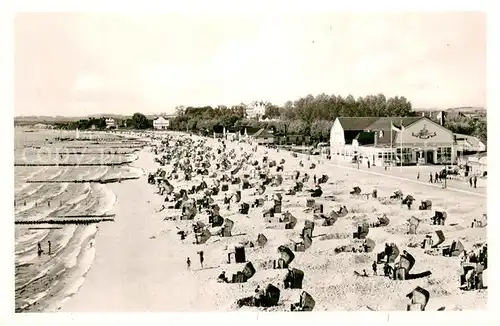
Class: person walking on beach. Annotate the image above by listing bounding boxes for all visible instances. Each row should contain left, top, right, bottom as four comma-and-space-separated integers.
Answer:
372, 261, 377, 276
434, 172, 439, 183
313, 174, 317, 185
198, 251, 204, 269
469, 177, 473, 188
48, 241, 51, 255
186, 257, 191, 270
367, 160, 371, 169
37, 242, 43, 257
429, 173, 433, 183
417, 172, 420, 180
473, 175, 478, 188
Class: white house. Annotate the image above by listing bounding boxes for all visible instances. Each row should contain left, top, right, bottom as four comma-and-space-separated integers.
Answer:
153, 116, 170, 130
330, 117, 459, 166
105, 118, 116, 129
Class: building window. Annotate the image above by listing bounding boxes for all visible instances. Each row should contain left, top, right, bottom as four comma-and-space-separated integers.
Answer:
378, 152, 392, 161
437, 147, 452, 163
396, 148, 412, 163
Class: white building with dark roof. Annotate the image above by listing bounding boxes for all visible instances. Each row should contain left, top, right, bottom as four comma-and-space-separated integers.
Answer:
153, 116, 170, 130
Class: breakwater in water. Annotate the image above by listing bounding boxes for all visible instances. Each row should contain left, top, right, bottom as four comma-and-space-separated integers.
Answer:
15, 161, 134, 167
25, 176, 140, 184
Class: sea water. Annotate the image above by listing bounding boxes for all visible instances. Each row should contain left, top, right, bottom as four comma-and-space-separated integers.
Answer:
14, 128, 143, 312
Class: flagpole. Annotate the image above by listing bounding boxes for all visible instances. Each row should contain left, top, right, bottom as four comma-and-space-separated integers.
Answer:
390, 120, 393, 171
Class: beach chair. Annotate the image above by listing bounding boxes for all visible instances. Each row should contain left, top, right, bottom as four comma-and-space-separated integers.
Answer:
257, 233, 268, 247
377, 214, 390, 227
363, 238, 376, 253
406, 287, 430, 311
228, 246, 247, 264
284, 268, 304, 289
234, 190, 241, 203
390, 190, 403, 200
353, 223, 370, 239
211, 214, 224, 227
261, 284, 280, 308
432, 211, 447, 226
221, 219, 234, 237
274, 245, 295, 269
273, 202, 282, 214
350, 186, 362, 195
195, 228, 212, 245
419, 200, 432, 210
337, 206, 348, 217
313, 203, 323, 214
311, 187, 323, 198
306, 199, 315, 208
263, 208, 274, 218
408, 216, 421, 235
284, 213, 298, 229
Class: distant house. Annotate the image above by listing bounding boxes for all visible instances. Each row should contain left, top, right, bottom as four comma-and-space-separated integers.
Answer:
252, 128, 275, 145
105, 118, 116, 129
153, 116, 170, 130
246, 102, 266, 120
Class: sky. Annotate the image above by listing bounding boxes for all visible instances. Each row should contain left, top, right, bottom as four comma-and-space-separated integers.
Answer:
14, 12, 486, 117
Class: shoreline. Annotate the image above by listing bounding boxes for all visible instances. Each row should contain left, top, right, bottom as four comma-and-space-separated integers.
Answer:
58, 133, 487, 312
14, 130, 144, 313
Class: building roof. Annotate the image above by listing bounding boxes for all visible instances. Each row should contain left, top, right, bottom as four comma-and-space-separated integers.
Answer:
252, 128, 274, 139
453, 133, 484, 150
336, 117, 380, 131
365, 117, 421, 131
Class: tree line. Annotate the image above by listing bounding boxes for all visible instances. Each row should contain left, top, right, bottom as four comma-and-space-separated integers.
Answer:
168, 93, 414, 143
54, 113, 153, 130
50, 92, 486, 145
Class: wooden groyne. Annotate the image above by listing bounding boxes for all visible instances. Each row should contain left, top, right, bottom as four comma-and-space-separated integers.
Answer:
24, 145, 144, 149
29, 151, 138, 155
16, 214, 115, 225
53, 214, 115, 218
25, 176, 140, 184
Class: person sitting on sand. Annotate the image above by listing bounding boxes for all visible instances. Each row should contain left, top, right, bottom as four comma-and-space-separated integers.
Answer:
217, 271, 229, 283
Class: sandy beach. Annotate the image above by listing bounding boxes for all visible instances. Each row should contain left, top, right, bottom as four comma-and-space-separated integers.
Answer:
60, 134, 487, 312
